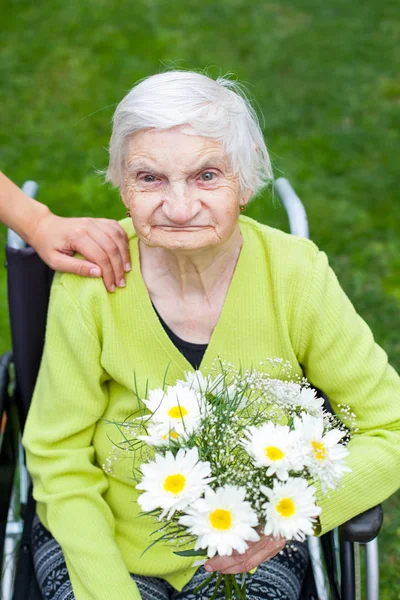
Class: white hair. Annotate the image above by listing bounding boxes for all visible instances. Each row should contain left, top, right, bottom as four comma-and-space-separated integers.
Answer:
106, 70, 273, 198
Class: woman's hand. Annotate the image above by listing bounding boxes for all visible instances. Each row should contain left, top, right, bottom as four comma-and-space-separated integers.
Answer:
29, 212, 131, 292
204, 535, 286, 575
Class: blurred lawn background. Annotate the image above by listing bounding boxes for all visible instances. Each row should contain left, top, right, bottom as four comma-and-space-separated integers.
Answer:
1, 0, 399, 595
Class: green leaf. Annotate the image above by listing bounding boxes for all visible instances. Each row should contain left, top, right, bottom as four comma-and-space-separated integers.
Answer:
174, 549, 208, 557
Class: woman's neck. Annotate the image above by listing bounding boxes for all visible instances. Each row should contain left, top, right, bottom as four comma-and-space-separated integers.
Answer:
139, 226, 243, 303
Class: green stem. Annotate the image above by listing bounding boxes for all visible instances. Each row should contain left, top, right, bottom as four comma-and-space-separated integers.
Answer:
193, 571, 218, 594
231, 574, 247, 600
224, 574, 233, 600
208, 573, 224, 600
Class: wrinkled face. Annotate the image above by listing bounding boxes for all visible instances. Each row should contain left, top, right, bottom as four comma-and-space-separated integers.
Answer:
121, 126, 250, 252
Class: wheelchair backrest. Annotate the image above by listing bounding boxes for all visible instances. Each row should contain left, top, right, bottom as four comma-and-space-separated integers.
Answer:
6, 245, 54, 428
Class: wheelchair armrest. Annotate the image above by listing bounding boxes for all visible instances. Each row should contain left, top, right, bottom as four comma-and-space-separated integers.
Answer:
340, 504, 383, 543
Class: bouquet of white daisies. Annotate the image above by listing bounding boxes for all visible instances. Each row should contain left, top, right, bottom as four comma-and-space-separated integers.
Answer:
105, 359, 355, 600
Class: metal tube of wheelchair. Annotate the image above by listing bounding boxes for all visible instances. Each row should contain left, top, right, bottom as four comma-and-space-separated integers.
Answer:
274, 178, 310, 239
307, 536, 330, 600
340, 540, 356, 600
365, 539, 379, 600
6, 180, 38, 250
2, 486, 24, 600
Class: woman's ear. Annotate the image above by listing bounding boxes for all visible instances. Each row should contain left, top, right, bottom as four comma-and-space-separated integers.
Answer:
241, 188, 253, 209
119, 181, 129, 209
119, 188, 131, 217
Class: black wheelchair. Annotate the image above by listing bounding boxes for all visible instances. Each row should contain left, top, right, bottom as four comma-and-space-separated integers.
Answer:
0, 180, 383, 600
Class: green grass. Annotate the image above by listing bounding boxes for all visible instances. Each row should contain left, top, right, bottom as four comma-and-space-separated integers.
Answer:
1, 0, 399, 594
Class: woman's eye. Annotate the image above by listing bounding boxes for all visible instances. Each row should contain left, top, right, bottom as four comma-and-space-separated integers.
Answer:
200, 171, 216, 182
141, 174, 158, 183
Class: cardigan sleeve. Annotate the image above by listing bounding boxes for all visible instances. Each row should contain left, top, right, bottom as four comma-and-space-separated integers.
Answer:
22, 278, 142, 600
296, 249, 400, 535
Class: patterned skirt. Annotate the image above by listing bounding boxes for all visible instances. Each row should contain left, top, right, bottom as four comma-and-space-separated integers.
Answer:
32, 515, 308, 600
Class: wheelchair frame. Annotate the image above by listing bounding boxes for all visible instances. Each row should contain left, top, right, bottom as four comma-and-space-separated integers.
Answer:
0, 179, 383, 600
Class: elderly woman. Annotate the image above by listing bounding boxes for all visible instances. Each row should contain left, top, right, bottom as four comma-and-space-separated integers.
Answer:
23, 71, 400, 600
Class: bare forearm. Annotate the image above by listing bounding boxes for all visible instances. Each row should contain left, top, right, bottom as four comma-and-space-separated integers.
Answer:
0, 172, 50, 244
0, 172, 131, 289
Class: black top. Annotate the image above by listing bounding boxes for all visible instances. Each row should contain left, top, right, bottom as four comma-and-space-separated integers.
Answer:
152, 305, 208, 369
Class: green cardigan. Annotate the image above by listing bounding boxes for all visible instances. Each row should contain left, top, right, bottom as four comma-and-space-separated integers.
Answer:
23, 216, 400, 600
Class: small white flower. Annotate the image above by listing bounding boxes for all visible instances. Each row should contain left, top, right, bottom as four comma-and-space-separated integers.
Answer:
294, 414, 351, 489
242, 423, 303, 480
136, 447, 213, 519
142, 382, 203, 435
269, 380, 302, 404
179, 485, 259, 557
268, 380, 324, 413
261, 478, 321, 541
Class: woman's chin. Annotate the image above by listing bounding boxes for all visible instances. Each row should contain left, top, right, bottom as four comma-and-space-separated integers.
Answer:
145, 229, 220, 251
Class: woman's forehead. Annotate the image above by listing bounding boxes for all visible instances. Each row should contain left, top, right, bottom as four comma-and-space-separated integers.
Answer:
126, 129, 229, 172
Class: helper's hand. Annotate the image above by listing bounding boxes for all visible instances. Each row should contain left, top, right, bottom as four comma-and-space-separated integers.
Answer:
204, 535, 286, 575
29, 212, 131, 292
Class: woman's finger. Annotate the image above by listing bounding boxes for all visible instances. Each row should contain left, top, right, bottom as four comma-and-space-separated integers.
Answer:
91, 219, 131, 274
48, 253, 103, 279
205, 536, 285, 575
75, 230, 125, 292
65, 221, 126, 291
217, 538, 286, 575
86, 230, 127, 290
31, 214, 131, 291
60, 230, 116, 291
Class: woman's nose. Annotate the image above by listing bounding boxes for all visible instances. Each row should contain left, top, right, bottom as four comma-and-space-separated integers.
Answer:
161, 183, 201, 224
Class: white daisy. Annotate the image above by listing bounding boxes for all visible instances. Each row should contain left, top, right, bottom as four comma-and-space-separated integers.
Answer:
183, 370, 237, 401
183, 370, 211, 393
143, 387, 166, 413
242, 422, 303, 480
137, 423, 182, 447
142, 382, 203, 435
261, 478, 321, 541
296, 388, 325, 413
136, 447, 213, 519
294, 414, 351, 489
179, 485, 259, 557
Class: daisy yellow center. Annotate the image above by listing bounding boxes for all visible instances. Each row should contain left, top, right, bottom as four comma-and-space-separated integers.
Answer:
162, 431, 180, 440
163, 474, 186, 494
311, 440, 327, 461
276, 498, 296, 517
168, 406, 188, 419
265, 446, 285, 461
209, 509, 232, 530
